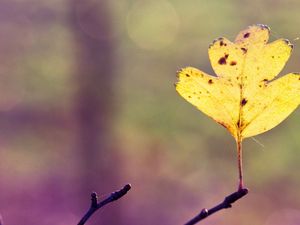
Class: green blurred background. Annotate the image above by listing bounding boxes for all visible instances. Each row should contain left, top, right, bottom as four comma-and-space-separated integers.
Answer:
1, 0, 300, 224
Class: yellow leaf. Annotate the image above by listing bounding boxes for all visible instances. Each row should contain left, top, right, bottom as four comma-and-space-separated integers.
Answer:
176, 24, 300, 141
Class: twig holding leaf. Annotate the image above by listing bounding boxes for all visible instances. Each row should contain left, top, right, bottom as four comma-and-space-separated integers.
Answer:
184, 188, 248, 225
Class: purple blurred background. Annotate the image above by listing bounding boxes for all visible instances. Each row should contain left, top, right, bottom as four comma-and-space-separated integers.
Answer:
1, 0, 300, 224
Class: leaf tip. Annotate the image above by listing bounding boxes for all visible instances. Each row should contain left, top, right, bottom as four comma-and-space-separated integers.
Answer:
209, 37, 225, 48
283, 38, 294, 49
255, 24, 270, 32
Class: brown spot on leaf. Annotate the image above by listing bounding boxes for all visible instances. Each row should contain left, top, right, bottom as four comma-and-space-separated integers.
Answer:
243, 32, 250, 38
208, 79, 213, 84
219, 41, 228, 47
263, 79, 268, 82
225, 53, 229, 59
241, 47, 247, 53
188, 96, 191, 98
218, 57, 227, 65
186, 73, 190, 77
241, 98, 248, 106
230, 61, 237, 66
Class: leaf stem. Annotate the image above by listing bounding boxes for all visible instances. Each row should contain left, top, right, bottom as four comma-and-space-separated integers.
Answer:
236, 139, 244, 190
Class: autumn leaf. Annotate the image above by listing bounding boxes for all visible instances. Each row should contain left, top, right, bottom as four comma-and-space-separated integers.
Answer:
175, 24, 300, 189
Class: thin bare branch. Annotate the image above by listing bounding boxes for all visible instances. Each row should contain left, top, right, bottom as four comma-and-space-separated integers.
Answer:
77, 184, 131, 225
184, 188, 248, 225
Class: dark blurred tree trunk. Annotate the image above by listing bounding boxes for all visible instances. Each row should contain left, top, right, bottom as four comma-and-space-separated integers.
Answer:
69, 1, 121, 224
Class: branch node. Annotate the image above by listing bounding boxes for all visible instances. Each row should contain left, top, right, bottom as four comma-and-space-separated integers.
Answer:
91, 192, 98, 208
200, 208, 208, 217
224, 188, 248, 206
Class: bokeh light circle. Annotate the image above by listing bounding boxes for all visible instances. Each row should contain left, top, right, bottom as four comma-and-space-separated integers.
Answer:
126, 0, 180, 50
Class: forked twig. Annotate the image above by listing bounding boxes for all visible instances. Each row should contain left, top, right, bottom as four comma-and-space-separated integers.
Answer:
77, 184, 131, 225
184, 188, 248, 225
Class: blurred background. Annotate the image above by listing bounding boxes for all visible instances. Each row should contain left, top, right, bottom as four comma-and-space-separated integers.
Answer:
0, 0, 300, 224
